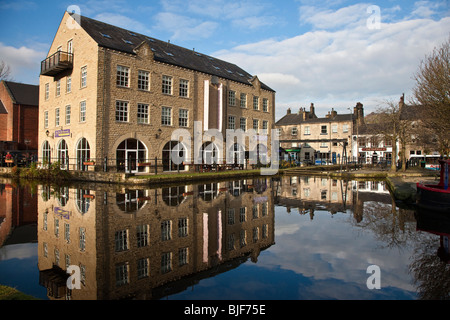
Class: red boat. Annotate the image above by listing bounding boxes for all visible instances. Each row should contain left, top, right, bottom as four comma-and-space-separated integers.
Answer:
416, 159, 450, 213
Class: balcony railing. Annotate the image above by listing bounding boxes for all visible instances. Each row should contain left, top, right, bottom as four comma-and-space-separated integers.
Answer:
40, 51, 73, 76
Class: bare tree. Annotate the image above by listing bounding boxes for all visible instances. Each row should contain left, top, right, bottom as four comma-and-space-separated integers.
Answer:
412, 37, 450, 158
0, 60, 12, 81
368, 99, 411, 172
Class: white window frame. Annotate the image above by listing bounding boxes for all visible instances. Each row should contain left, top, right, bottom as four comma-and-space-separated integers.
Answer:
137, 103, 149, 124
291, 127, 298, 135
229, 90, 236, 106
115, 100, 129, 122
138, 70, 150, 91
162, 75, 173, 95
228, 115, 236, 130
66, 76, 71, 93
179, 109, 188, 127
253, 96, 259, 110
253, 119, 259, 132
65, 105, 71, 125
44, 111, 49, 128
116, 65, 130, 87
161, 106, 172, 126
79, 101, 86, 122
179, 79, 189, 97
240, 93, 247, 108
55, 108, 60, 126
240, 117, 246, 131
332, 124, 338, 133
56, 80, 61, 96
263, 98, 268, 112
80, 66, 87, 88
343, 124, 349, 133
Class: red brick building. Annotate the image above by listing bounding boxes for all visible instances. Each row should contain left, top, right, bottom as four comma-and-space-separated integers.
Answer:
0, 80, 39, 155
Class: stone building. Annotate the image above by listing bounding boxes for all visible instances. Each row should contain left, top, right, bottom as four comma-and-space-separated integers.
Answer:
398, 94, 440, 164
39, 12, 275, 173
275, 103, 364, 164
0, 80, 39, 156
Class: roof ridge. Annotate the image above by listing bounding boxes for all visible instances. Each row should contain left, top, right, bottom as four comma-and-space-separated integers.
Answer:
68, 12, 274, 92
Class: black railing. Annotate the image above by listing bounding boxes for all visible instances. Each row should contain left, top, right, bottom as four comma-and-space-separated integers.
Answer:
0, 156, 256, 174
40, 51, 73, 76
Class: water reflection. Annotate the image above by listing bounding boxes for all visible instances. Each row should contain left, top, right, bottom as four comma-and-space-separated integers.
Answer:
36, 178, 275, 300
0, 176, 449, 300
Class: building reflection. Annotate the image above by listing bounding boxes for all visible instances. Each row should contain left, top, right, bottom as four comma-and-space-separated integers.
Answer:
274, 176, 391, 222
36, 178, 275, 300
0, 179, 37, 247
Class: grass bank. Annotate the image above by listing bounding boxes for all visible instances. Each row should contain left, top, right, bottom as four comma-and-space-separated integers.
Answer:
0, 285, 39, 300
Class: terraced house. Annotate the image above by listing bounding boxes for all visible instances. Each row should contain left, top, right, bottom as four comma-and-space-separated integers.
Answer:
39, 11, 275, 173
275, 102, 365, 164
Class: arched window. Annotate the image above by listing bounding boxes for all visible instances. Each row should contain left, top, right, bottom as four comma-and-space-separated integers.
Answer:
57, 139, 69, 169
162, 141, 186, 172
116, 138, 147, 173
42, 140, 51, 165
228, 143, 245, 166
200, 142, 219, 165
116, 189, 148, 213
162, 186, 186, 206
76, 138, 90, 171
76, 189, 90, 214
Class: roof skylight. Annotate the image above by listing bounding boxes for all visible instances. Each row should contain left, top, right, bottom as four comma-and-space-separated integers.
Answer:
100, 32, 111, 38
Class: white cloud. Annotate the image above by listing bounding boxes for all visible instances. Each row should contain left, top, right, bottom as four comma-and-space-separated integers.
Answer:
410, 1, 446, 19
93, 13, 152, 35
299, 3, 370, 30
153, 12, 218, 41
214, 13, 450, 120
0, 42, 45, 84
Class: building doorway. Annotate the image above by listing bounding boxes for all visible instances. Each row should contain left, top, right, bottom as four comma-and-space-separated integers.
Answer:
162, 141, 186, 172
116, 138, 147, 173
76, 138, 90, 171
57, 139, 69, 169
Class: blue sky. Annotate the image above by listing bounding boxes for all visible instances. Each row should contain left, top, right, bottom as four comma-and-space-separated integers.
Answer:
0, 0, 449, 120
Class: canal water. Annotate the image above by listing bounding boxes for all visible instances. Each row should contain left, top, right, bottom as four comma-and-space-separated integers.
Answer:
0, 176, 449, 300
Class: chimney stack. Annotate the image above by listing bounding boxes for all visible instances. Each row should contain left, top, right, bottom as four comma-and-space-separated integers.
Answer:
331, 108, 337, 118
310, 103, 315, 117
399, 93, 405, 110
354, 102, 365, 126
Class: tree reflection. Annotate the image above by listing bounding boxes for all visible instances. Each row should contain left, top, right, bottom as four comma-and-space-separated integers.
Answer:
409, 209, 450, 300
409, 234, 450, 300
352, 194, 416, 250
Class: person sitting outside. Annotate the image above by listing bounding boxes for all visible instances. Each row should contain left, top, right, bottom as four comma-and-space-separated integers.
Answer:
5, 152, 13, 167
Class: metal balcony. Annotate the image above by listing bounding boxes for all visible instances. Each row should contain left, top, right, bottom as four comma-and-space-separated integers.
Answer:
40, 51, 73, 76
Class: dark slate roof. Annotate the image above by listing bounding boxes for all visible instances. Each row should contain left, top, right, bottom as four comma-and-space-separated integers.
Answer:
1, 81, 39, 106
399, 104, 423, 121
276, 112, 353, 126
73, 13, 275, 92
0, 100, 7, 114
